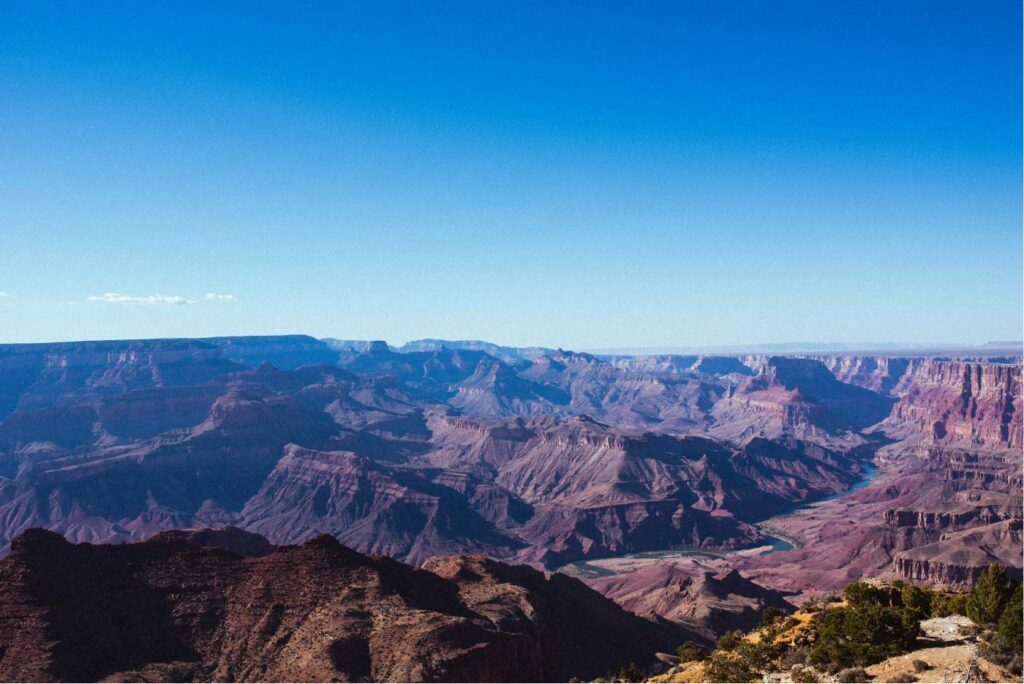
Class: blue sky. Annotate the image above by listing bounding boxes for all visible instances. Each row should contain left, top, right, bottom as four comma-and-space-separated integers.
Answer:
1, 1, 1020, 348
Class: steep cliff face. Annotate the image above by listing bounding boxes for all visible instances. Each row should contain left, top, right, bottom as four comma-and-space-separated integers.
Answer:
883, 360, 1021, 449
709, 357, 895, 443
0, 340, 244, 419
737, 436, 1022, 594
814, 356, 911, 395
238, 445, 525, 565
927, 448, 1023, 491
882, 506, 1012, 531
891, 519, 1023, 586
0, 528, 689, 682
812, 355, 1022, 450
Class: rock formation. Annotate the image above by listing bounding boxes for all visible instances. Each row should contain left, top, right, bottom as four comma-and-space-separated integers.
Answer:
0, 528, 689, 682
0, 335, 1018, 613
589, 562, 795, 638
891, 519, 1023, 585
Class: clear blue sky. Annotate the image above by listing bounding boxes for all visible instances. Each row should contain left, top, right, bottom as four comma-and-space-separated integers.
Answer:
1, 1, 1020, 348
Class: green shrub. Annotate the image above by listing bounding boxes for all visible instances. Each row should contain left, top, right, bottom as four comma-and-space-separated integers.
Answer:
843, 582, 890, 608
997, 583, 1022, 646
900, 584, 932, 619
966, 564, 1013, 626
715, 630, 744, 651
982, 583, 1024, 676
883, 673, 917, 683
758, 605, 783, 629
735, 637, 784, 671
930, 592, 967, 617
702, 653, 755, 683
674, 640, 706, 663
911, 659, 929, 672
616, 661, 644, 683
810, 603, 919, 667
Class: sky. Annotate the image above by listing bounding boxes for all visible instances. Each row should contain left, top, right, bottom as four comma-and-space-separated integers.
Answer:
0, 1, 1021, 349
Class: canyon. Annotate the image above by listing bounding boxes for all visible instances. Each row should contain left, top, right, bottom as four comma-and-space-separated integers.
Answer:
0, 335, 1018, 651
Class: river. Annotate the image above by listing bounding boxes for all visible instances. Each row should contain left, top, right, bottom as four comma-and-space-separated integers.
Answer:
557, 460, 878, 580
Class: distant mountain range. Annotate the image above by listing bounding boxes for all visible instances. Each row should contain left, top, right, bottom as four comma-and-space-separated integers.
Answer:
325, 336, 1024, 360
587, 340, 1024, 356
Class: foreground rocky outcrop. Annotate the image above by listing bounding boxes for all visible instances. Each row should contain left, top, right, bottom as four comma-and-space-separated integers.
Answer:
0, 528, 691, 682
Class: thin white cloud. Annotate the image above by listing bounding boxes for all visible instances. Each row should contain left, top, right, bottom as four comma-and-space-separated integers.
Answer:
87, 293, 194, 305
204, 292, 238, 302
0, 291, 8, 299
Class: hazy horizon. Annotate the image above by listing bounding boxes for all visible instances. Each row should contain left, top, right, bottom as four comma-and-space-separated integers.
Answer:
1, 2, 1021, 347
0, 332, 1020, 357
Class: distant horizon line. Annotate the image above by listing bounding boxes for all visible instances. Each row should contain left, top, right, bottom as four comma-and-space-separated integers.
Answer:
0, 333, 1021, 357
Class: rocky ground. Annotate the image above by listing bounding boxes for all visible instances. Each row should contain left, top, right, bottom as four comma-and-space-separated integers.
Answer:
653, 612, 1014, 684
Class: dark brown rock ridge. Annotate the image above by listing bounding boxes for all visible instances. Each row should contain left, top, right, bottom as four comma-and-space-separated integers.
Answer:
0, 528, 691, 682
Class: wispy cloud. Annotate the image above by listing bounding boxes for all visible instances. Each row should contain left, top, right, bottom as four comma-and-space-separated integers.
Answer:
0, 291, 8, 299
204, 292, 238, 302
87, 293, 194, 305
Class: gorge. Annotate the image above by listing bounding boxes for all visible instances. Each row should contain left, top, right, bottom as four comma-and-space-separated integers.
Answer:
0, 335, 1018, 652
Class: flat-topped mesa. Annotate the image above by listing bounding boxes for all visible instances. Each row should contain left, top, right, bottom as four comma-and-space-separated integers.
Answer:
882, 507, 1012, 531
923, 448, 1024, 492
535, 416, 628, 450
366, 340, 391, 355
